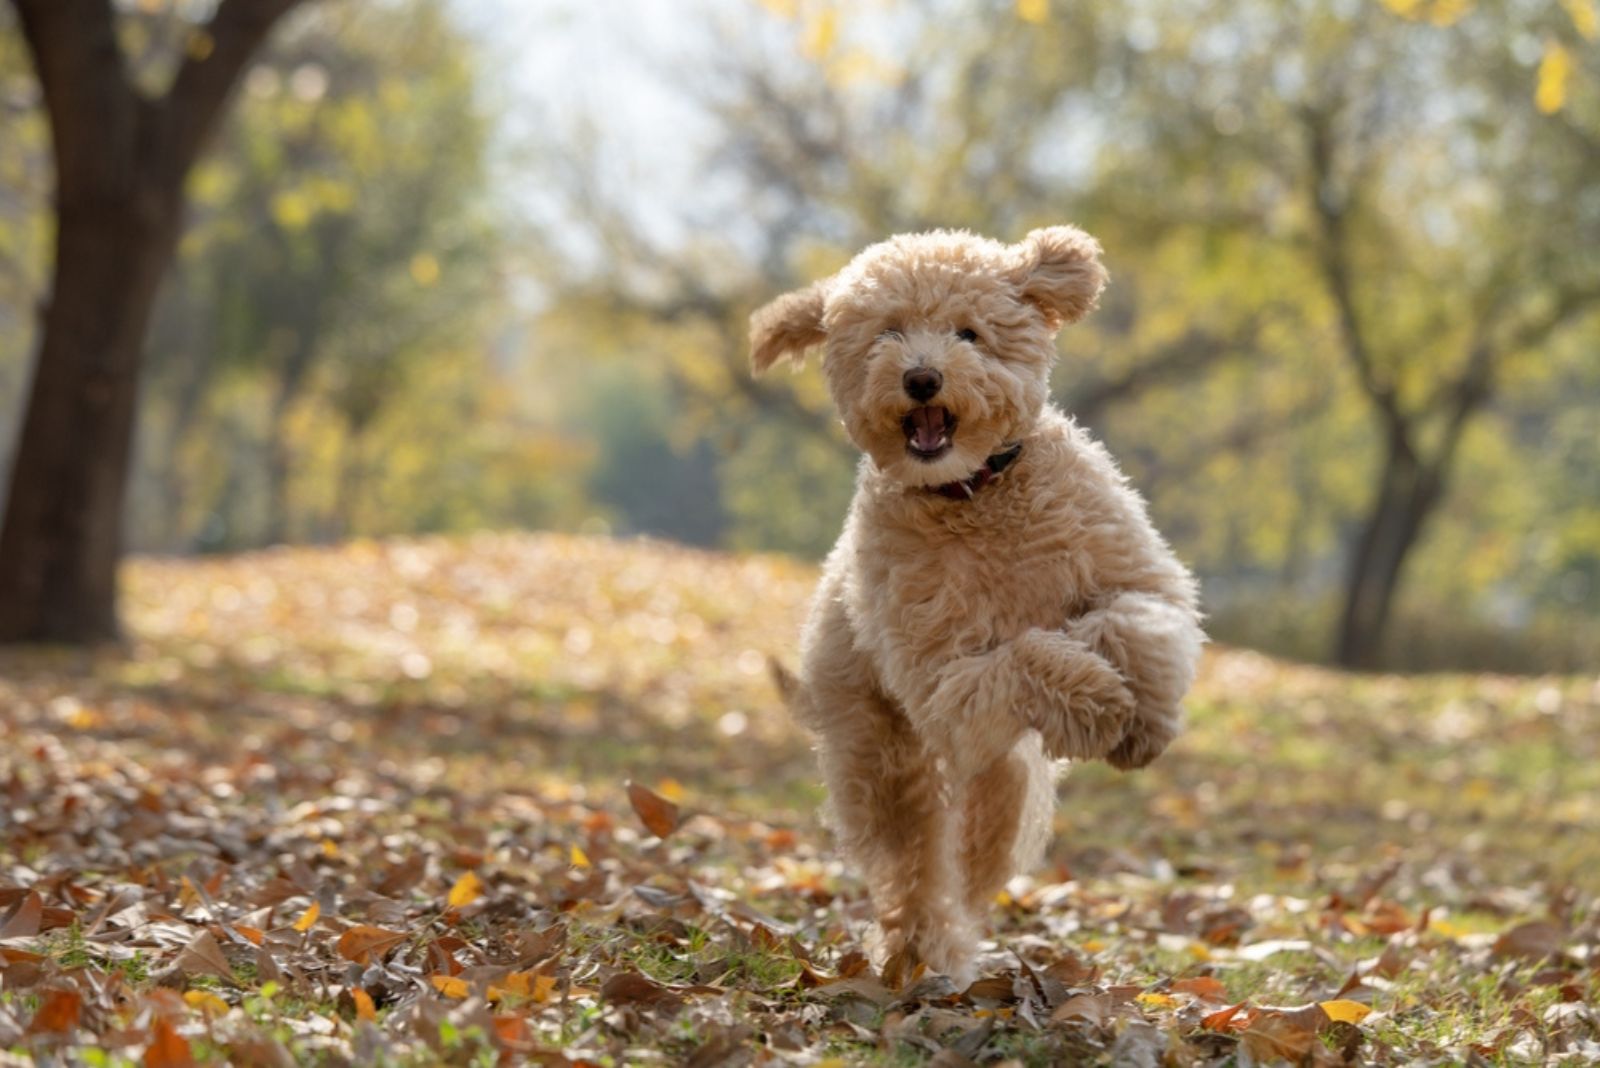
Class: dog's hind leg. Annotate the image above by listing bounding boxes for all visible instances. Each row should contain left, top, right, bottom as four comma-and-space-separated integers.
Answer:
814, 687, 974, 986
957, 733, 1056, 915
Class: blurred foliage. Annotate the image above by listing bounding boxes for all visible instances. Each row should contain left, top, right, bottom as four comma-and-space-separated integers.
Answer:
523, 0, 1600, 669
0, 0, 1595, 670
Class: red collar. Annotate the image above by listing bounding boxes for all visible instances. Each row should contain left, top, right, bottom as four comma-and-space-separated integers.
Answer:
926, 443, 1024, 500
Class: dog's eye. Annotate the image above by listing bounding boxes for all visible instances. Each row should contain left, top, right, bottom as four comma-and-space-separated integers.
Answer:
956, 328, 979, 344
880, 328, 905, 342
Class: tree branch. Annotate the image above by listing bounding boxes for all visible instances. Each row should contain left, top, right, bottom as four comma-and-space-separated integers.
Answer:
1063, 325, 1255, 423
147, 0, 305, 183
1302, 105, 1415, 460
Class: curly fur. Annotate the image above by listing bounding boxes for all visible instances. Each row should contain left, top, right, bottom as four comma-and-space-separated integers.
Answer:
751, 227, 1205, 984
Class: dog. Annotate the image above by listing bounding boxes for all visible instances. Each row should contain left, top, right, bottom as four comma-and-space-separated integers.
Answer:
749, 227, 1205, 984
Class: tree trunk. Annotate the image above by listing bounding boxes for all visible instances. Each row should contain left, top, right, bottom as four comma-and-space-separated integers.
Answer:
0, 0, 303, 643
1333, 437, 1444, 669
0, 182, 181, 643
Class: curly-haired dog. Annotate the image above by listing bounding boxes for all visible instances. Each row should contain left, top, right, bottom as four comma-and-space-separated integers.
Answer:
750, 227, 1204, 984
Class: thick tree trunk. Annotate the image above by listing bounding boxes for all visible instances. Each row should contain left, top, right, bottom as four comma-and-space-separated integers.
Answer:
0, 183, 181, 643
1333, 437, 1444, 669
0, 0, 302, 643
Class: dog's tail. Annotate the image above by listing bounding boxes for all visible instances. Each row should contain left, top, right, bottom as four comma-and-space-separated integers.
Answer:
768, 656, 801, 707
769, 656, 820, 728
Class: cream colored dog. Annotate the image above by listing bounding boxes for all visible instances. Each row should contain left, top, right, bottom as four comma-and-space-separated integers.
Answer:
750, 227, 1204, 984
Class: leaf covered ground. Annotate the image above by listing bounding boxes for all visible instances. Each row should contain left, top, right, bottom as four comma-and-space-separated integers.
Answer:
2, 533, 1598, 1066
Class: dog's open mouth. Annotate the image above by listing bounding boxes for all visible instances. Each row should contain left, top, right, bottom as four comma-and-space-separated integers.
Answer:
902, 406, 956, 461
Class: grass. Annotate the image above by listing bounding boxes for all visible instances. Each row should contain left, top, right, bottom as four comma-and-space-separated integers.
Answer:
0, 531, 1597, 1065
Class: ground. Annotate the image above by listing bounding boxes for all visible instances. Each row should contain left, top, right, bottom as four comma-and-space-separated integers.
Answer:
1, 533, 1597, 1066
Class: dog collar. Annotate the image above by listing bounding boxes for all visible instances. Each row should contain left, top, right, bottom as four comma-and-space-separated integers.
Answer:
926, 442, 1023, 501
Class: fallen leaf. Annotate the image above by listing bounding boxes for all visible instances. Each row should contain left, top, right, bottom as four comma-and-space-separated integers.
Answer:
570, 844, 591, 868
447, 870, 483, 908
1321, 999, 1373, 1024
183, 990, 229, 1017
1493, 921, 1566, 962
27, 988, 81, 1034
1172, 976, 1228, 1001
627, 781, 681, 838
1052, 992, 1112, 1026
1241, 1011, 1318, 1062
173, 929, 236, 985
145, 1016, 196, 1068
336, 925, 408, 965
1202, 1001, 1255, 1032
292, 901, 320, 933
1235, 938, 1314, 961
0, 890, 43, 940
431, 974, 469, 998
352, 987, 377, 1022
601, 971, 673, 1004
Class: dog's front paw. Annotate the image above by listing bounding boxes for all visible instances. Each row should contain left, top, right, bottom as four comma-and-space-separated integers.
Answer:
1014, 630, 1136, 761
1105, 713, 1179, 770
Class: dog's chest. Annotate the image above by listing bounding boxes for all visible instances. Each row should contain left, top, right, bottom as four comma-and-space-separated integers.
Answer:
855, 509, 1090, 662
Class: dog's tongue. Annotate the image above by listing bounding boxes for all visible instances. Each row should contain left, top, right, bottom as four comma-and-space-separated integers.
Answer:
909, 406, 948, 451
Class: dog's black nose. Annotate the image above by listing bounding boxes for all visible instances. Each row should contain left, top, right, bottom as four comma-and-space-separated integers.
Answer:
903, 367, 943, 402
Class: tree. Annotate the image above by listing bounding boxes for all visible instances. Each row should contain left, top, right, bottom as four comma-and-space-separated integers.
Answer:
0, 0, 305, 644
132, 0, 498, 550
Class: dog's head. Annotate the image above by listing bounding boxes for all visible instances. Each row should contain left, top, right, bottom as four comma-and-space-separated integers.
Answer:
749, 227, 1106, 488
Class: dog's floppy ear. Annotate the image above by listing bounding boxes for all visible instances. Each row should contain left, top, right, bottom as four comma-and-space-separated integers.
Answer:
1007, 226, 1108, 329
749, 280, 828, 374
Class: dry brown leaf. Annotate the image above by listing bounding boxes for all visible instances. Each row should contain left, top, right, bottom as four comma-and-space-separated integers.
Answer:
1051, 992, 1112, 1027
601, 971, 673, 1004
173, 929, 236, 985
626, 781, 681, 839
27, 988, 82, 1034
336, 925, 408, 965
0, 890, 43, 940
1171, 976, 1228, 1001
144, 1016, 196, 1068
1493, 921, 1566, 962
1201, 1001, 1254, 1033
1241, 1011, 1318, 1062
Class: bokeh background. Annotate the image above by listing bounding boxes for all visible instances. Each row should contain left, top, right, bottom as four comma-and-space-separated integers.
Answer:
1, 0, 1596, 671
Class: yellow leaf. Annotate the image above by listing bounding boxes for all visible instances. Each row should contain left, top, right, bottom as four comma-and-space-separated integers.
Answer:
351, 987, 377, 1022
569, 843, 590, 869
1016, 0, 1049, 23
431, 974, 469, 999
1563, 0, 1599, 40
1189, 942, 1214, 961
1082, 939, 1106, 953
447, 870, 483, 908
292, 901, 320, 932
183, 990, 229, 1017
184, 29, 214, 61
1137, 992, 1180, 1009
487, 970, 557, 1003
320, 837, 340, 859
802, 8, 837, 58
1320, 999, 1373, 1024
1537, 41, 1572, 114
178, 876, 201, 910
409, 253, 440, 288
655, 778, 686, 803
